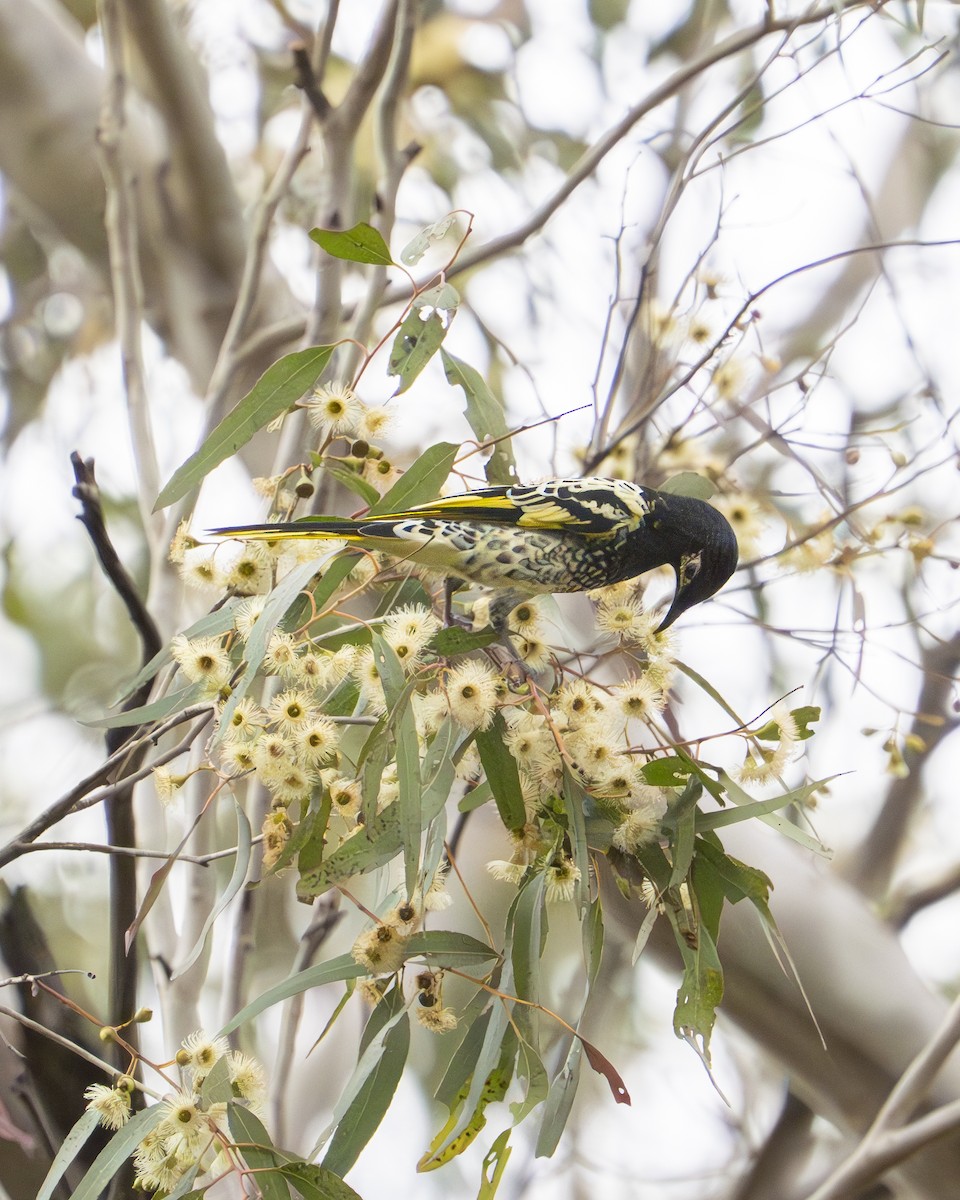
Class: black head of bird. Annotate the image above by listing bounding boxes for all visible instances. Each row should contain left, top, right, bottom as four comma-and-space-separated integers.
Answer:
644, 491, 739, 631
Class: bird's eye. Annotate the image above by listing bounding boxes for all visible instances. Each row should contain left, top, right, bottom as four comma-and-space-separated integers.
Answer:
681, 553, 702, 584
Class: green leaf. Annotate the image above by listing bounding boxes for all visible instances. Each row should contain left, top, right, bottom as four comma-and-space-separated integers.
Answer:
156, 346, 335, 509
404, 929, 500, 966
696, 777, 832, 833
672, 923, 723, 1066
669, 780, 700, 887
320, 1008, 411, 1175
641, 755, 692, 787
367, 632, 418, 895
435, 1009, 493, 1110
441, 350, 518, 486
479, 1128, 513, 1198
535, 1042, 582, 1159
695, 836, 773, 911
420, 717, 467, 824
560, 768, 589, 911
320, 457, 380, 507
582, 893, 604, 988
279, 1163, 364, 1200
511, 873, 547, 1005
718, 771, 832, 856
36, 1108, 101, 1200
368, 441, 458, 515
296, 803, 404, 899
228, 1104, 291, 1199
359, 715, 392, 824
113, 605, 240, 703
219, 954, 368, 1035
421, 1029, 515, 1170
511, 1036, 549, 1124
87, 683, 207, 730
659, 471, 716, 500
387, 285, 459, 394
791, 705, 821, 739
429, 626, 501, 656
68, 1105, 167, 1200
690, 844, 725, 944
458, 778, 493, 812
310, 222, 394, 266
476, 713, 526, 832
173, 799, 252, 978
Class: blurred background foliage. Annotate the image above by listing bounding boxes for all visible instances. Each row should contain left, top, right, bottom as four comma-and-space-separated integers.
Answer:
0, 1, 959, 1198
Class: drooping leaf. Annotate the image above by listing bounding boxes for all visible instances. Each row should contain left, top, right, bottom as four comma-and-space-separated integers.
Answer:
441, 349, 518, 486
672, 922, 724, 1067
319, 1005, 411, 1175
173, 799, 252, 978
388, 285, 459, 394
36, 1109, 101, 1200
695, 835, 774, 911
368, 441, 459, 515
510, 1036, 549, 1124
479, 1128, 513, 1199
371, 634, 422, 898
419, 717, 467, 824
579, 1036, 631, 1104
296, 802, 403, 899
560, 768, 589, 911
534, 1041, 582, 1158
219, 954, 368, 1035
228, 1104, 291, 1199
476, 713, 526, 831
156, 345, 335, 509
419, 1033, 515, 1171
67, 1105, 167, 1200
310, 222, 394, 266
510, 873, 547, 1006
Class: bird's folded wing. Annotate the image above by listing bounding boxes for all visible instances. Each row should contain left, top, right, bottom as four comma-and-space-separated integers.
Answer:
380, 483, 642, 535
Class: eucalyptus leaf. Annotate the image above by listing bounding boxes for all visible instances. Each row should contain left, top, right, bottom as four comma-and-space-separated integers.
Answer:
156, 346, 335, 509
319, 1008, 410, 1174
476, 714, 526, 831
659, 472, 715, 500
228, 1104, 291, 1199
442, 349, 518, 486
173, 799, 252, 979
219, 954, 367, 1035
365, 442, 459, 520
67, 1105, 166, 1200
310, 222, 394, 266
387, 285, 459, 394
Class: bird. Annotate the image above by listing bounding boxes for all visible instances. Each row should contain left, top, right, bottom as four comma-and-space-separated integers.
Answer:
211, 477, 738, 631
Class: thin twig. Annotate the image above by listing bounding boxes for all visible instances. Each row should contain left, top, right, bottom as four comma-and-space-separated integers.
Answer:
0, 710, 212, 869
804, 995, 960, 1199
